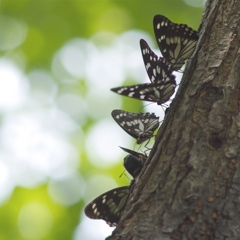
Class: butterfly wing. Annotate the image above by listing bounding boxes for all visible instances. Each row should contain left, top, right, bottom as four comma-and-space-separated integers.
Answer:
84, 186, 130, 227
111, 110, 159, 144
153, 15, 198, 70
111, 80, 176, 105
140, 39, 173, 83
140, 39, 159, 82
119, 146, 148, 161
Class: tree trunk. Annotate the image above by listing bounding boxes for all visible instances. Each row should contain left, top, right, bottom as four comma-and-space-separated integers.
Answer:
107, 0, 240, 239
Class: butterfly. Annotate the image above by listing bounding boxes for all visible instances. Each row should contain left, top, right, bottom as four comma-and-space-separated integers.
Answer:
153, 14, 198, 71
84, 186, 130, 227
84, 148, 145, 226
111, 78, 176, 105
111, 110, 159, 144
140, 39, 173, 83
120, 146, 147, 178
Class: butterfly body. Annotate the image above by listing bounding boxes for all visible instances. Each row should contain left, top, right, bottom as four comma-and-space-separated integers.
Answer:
120, 147, 147, 178
124, 155, 144, 178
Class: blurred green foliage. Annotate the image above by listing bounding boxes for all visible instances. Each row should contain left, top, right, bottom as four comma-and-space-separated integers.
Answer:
1, 0, 202, 68
0, 0, 203, 239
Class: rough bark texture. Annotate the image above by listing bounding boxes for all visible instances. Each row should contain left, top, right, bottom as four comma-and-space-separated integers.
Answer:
107, 0, 240, 239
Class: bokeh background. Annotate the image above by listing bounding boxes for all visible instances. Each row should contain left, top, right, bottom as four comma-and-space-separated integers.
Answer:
0, 1, 203, 239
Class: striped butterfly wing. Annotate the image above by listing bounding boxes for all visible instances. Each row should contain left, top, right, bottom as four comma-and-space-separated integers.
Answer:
111, 80, 176, 106
140, 39, 173, 83
84, 186, 130, 227
111, 110, 159, 144
153, 15, 198, 71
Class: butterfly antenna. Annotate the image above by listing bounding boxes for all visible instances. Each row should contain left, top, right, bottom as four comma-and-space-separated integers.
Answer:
139, 102, 154, 113
119, 170, 131, 181
119, 170, 126, 178
160, 105, 165, 113
161, 103, 168, 109
143, 138, 151, 149
138, 105, 145, 113
137, 143, 142, 152
144, 147, 151, 155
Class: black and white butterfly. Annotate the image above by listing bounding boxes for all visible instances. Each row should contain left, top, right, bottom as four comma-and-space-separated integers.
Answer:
153, 14, 198, 71
111, 77, 176, 105
120, 146, 147, 178
140, 39, 173, 83
84, 149, 145, 226
84, 186, 130, 227
111, 110, 159, 144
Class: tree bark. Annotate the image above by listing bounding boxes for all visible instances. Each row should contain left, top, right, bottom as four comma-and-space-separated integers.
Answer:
107, 0, 240, 239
